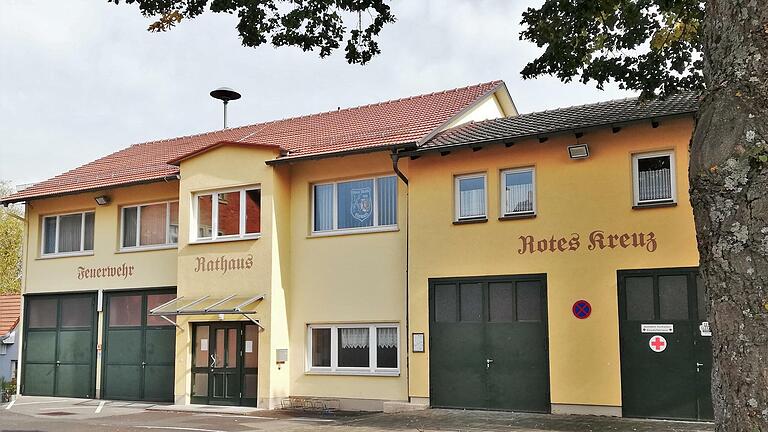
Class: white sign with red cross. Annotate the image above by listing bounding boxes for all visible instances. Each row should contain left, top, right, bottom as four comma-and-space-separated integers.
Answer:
649, 335, 667, 353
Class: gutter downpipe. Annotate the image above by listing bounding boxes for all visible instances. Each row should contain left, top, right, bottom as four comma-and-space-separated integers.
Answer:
391, 149, 410, 403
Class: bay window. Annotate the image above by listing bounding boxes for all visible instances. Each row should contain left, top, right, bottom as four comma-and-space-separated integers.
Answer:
633, 151, 676, 206
121, 201, 179, 249
501, 167, 535, 216
193, 186, 261, 242
312, 175, 397, 234
307, 323, 399, 374
41, 211, 95, 256
455, 173, 487, 220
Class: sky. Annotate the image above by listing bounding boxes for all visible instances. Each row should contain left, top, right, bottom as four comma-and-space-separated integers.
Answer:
0, 0, 635, 187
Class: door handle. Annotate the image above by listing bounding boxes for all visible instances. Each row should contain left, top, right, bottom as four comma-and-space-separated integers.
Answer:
210, 354, 217, 368
696, 362, 704, 372
141, 362, 147, 368
486, 359, 494, 369
55, 361, 61, 366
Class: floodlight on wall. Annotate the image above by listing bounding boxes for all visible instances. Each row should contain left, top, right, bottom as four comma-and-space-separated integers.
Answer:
94, 195, 111, 206
567, 144, 590, 159
210, 87, 241, 129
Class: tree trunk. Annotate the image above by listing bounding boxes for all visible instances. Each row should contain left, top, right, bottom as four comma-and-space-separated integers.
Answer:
691, 1, 768, 430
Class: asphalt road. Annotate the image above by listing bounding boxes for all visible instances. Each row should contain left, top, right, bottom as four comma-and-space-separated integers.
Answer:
0, 396, 715, 432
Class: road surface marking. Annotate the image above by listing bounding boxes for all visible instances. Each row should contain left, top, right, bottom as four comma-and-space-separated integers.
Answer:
5, 400, 15, 410
289, 417, 335, 422
95, 401, 106, 413
136, 427, 227, 432
14, 400, 69, 406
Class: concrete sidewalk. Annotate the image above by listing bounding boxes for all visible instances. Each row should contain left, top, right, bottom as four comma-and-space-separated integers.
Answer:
327, 409, 714, 432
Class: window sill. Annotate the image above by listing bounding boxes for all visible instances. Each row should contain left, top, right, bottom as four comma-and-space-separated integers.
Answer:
453, 217, 488, 225
189, 234, 261, 245
309, 225, 399, 238
117, 244, 178, 254
305, 370, 400, 377
499, 213, 536, 221
37, 251, 94, 260
633, 201, 677, 210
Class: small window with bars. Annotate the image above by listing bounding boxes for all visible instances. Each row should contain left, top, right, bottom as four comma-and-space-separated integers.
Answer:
501, 167, 535, 216
633, 151, 676, 206
455, 173, 487, 221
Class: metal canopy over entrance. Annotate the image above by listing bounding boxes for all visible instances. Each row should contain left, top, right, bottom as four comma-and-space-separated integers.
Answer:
149, 295, 265, 329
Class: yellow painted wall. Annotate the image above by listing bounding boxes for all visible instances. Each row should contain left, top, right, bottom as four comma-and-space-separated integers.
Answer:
174, 145, 289, 408
407, 117, 699, 407
23, 181, 180, 294
21, 181, 179, 396
287, 152, 409, 404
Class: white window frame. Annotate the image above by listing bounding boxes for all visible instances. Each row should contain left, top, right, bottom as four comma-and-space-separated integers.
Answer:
40, 210, 95, 257
310, 175, 398, 236
454, 173, 488, 221
119, 200, 179, 251
500, 167, 536, 217
632, 150, 677, 206
191, 185, 261, 243
306, 323, 400, 376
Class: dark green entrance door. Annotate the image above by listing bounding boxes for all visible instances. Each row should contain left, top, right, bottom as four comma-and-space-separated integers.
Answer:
191, 323, 259, 406
22, 293, 97, 398
102, 290, 176, 402
618, 268, 713, 421
429, 275, 550, 412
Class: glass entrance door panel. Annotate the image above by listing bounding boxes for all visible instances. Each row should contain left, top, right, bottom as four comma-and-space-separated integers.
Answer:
209, 324, 241, 405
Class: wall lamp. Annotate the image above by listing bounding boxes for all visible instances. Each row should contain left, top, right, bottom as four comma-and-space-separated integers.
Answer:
94, 195, 111, 206
567, 144, 590, 159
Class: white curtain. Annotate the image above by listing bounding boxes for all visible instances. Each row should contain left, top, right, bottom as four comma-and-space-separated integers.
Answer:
377, 176, 397, 226
639, 168, 672, 201
58, 214, 82, 252
376, 328, 397, 348
460, 189, 485, 218
314, 184, 334, 231
339, 328, 369, 349
505, 184, 534, 213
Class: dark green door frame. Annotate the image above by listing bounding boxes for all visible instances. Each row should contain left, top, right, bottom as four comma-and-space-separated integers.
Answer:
101, 288, 176, 402
618, 267, 713, 421
429, 274, 550, 413
21, 292, 98, 398
191, 322, 257, 407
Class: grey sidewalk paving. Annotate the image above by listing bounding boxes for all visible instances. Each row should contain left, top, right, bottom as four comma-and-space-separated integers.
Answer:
1, 396, 715, 432
323, 409, 714, 432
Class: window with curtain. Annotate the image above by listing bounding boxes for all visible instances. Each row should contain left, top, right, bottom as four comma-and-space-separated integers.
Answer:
455, 174, 487, 220
307, 324, 399, 374
501, 168, 535, 216
121, 201, 179, 249
193, 186, 261, 242
41, 211, 95, 256
312, 175, 397, 233
633, 151, 676, 205
338, 327, 369, 368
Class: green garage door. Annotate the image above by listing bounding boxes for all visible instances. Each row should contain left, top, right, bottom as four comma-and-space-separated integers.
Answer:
618, 268, 713, 421
429, 275, 550, 412
102, 290, 176, 402
23, 293, 97, 398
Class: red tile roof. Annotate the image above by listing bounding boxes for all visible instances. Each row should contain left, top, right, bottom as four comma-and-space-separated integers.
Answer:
1, 81, 502, 204
0, 295, 20, 336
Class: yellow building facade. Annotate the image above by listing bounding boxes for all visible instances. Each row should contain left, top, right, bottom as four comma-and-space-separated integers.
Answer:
4, 82, 708, 420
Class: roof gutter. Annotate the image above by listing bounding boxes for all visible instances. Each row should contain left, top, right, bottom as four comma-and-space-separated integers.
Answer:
265, 142, 418, 166
0, 174, 181, 205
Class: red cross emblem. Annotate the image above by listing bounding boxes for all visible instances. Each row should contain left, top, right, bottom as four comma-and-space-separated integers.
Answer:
649, 335, 667, 353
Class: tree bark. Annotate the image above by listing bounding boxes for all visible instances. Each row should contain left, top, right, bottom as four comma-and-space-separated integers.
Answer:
691, 1, 768, 430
